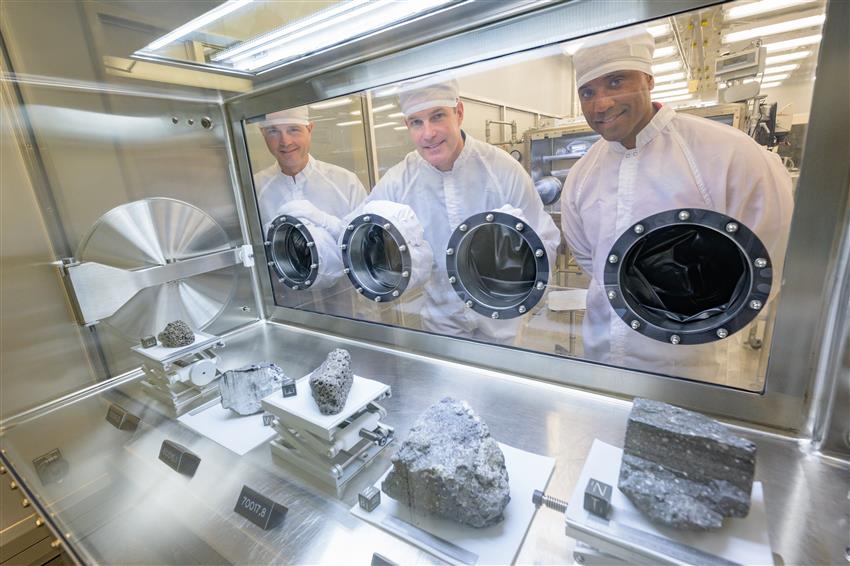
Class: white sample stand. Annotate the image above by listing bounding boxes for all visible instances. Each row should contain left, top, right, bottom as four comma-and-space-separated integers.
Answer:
565, 439, 772, 566
351, 443, 556, 566
132, 332, 224, 417
262, 374, 393, 494
177, 398, 277, 456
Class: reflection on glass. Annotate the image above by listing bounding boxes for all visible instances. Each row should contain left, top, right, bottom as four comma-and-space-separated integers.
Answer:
349, 224, 404, 295
458, 224, 536, 309
271, 224, 312, 283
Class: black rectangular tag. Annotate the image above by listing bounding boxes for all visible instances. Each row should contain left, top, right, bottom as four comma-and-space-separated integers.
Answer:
234, 485, 287, 530
105, 403, 139, 431
158, 440, 200, 477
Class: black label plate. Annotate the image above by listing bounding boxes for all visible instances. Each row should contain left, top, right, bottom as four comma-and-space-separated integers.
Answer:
106, 403, 140, 431
158, 440, 200, 477
234, 485, 287, 530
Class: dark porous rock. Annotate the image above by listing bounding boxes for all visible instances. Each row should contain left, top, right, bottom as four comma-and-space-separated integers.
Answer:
157, 320, 195, 348
220, 363, 287, 415
309, 349, 353, 415
618, 398, 756, 530
381, 397, 510, 528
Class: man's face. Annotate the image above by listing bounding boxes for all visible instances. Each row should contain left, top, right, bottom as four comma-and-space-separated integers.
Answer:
578, 70, 655, 149
404, 102, 465, 172
262, 122, 313, 175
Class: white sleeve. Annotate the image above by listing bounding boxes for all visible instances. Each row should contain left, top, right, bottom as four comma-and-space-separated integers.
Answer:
559, 164, 594, 276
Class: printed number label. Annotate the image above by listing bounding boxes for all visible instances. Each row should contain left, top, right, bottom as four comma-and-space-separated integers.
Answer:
241, 496, 267, 518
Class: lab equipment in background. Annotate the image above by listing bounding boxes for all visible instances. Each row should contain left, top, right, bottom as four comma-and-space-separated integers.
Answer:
716, 46, 766, 104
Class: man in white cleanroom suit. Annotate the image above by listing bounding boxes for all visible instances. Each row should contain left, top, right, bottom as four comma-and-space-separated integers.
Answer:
254, 106, 368, 315
560, 28, 794, 382
365, 77, 560, 342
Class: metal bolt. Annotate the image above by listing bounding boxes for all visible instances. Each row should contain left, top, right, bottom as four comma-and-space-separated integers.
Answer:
446, 248, 454, 255
306, 241, 315, 248
399, 244, 407, 252
716, 328, 729, 339
485, 213, 494, 222
295, 223, 302, 229
449, 276, 457, 284
750, 299, 763, 310
633, 224, 645, 234
678, 210, 690, 221
264, 240, 271, 246
535, 249, 544, 258
465, 300, 474, 308
9, 481, 17, 490
515, 222, 525, 231
0, 466, 5, 474
278, 277, 285, 283
374, 296, 382, 303
267, 261, 274, 266
725, 222, 739, 233
607, 290, 617, 300
21, 498, 29, 508
459, 224, 468, 232
575, 552, 586, 565
304, 280, 312, 286
518, 305, 527, 314
35, 518, 44, 527
363, 215, 371, 222
754, 257, 768, 268
532, 489, 568, 513
280, 216, 287, 222
402, 270, 410, 278
340, 244, 347, 250
491, 312, 500, 319
631, 320, 641, 330
383, 223, 391, 230
347, 224, 354, 231
291, 285, 299, 290
670, 334, 681, 345
392, 290, 400, 297
608, 254, 619, 264
50, 539, 61, 549
344, 268, 350, 274
356, 287, 363, 294
310, 263, 318, 269
536, 281, 545, 290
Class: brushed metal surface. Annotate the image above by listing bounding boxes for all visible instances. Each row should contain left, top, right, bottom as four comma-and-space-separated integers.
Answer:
0, 321, 847, 565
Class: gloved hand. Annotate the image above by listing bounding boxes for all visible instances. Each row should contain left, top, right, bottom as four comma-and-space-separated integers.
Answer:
493, 203, 527, 224
272, 199, 344, 239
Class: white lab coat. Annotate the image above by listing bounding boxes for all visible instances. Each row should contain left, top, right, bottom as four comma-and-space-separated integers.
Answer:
254, 155, 367, 315
366, 133, 560, 343
560, 104, 794, 381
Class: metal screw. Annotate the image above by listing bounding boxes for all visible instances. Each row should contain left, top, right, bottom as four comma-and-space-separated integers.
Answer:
670, 334, 681, 344
750, 299, 763, 310
356, 287, 363, 294
374, 296, 382, 302
50, 539, 61, 549
725, 222, 739, 233
716, 328, 729, 339
344, 268, 350, 274
306, 241, 315, 248
295, 223, 303, 229
608, 254, 619, 264
402, 270, 410, 278
304, 280, 311, 286
267, 261, 274, 266
21, 498, 29, 508
575, 553, 585, 565
399, 244, 407, 252
201, 116, 213, 129
754, 258, 768, 268
363, 215, 371, 222
465, 300, 474, 308
347, 224, 354, 231
607, 290, 617, 300
171, 116, 179, 124
340, 244, 347, 250
280, 216, 287, 222
491, 312, 500, 319
0, 466, 6, 474
518, 305, 527, 314
459, 224, 468, 232
392, 290, 400, 297
535, 249, 544, 258
449, 276, 457, 284
678, 210, 690, 221
633, 224, 645, 234
631, 320, 641, 330
383, 223, 391, 230
310, 263, 318, 269
187, 118, 195, 125
515, 222, 524, 231
291, 285, 299, 290
532, 489, 568, 513
35, 518, 44, 527
485, 213, 494, 222
446, 248, 454, 255
536, 281, 545, 290
264, 240, 271, 246
9, 481, 17, 490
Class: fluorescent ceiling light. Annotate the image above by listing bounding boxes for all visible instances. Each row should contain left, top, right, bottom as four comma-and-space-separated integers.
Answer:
653, 88, 689, 98
762, 73, 790, 81
764, 33, 821, 52
393, 126, 408, 131
144, 0, 253, 51
222, 0, 455, 71
655, 71, 686, 83
373, 121, 399, 129
655, 93, 694, 103
766, 50, 811, 64
653, 45, 677, 59
374, 86, 399, 98
761, 81, 783, 88
647, 23, 671, 37
309, 98, 352, 110
371, 103, 395, 113
724, 0, 815, 21
652, 60, 682, 74
764, 63, 800, 74
388, 112, 405, 118
350, 110, 362, 116
654, 81, 688, 93
337, 120, 362, 127
722, 14, 825, 43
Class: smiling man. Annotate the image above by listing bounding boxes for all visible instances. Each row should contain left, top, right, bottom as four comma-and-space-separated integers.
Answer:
363, 76, 559, 342
560, 28, 794, 380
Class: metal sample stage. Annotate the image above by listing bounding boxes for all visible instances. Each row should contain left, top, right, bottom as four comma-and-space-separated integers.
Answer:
261, 374, 393, 493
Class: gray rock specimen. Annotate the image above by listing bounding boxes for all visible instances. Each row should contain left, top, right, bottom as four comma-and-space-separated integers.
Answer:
309, 349, 353, 415
382, 397, 510, 528
618, 398, 756, 530
157, 320, 195, 348
220, 363, 287, 415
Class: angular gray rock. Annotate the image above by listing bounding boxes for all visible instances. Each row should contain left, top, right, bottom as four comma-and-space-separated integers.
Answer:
618, 398, 756, 530
220, 363, 287, 415
382, 397, 510, 528
309, 349, 353, 415
157, 320, 195, 348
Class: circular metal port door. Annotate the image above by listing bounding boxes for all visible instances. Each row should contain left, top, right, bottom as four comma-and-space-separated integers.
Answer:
604, 208, 773, 345
341, 213, 412, 303
446, 211, 549, 320
265, 214, 319, 291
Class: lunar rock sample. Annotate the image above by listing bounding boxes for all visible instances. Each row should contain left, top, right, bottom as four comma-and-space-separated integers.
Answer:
381, 397, 510, 528
157, 320, 195, 348
618, 397, 757, 530
220, 363, 287, 415
309, 349, 353, 415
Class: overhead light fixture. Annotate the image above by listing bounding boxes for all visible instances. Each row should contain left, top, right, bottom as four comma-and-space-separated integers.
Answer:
766, 50, 811, 64
374, 86, 399, 98
373, 121, 399, 129
647, 23, 671, 37
216, 0, 456, 71
388, 112, 405, 118
337, 120, 363, 127
350, 110, 362, 116
722, 14, 825, 43
653, 88, 689, 98
653, 45, 678, 59
652, 60, 682, 74
764, 33, 821, 52
762, 73, 791, 82
393, 126, 408, 131
655, 93, 694, 103
724, 0, 815, 21
143, 0, 253, 52
655, 71, 686, 83
761, 81, 783, 88
763, 63, 800, 74
310, 97, 353, 110
371, 103, 395, 113
654, 81, 688, 93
